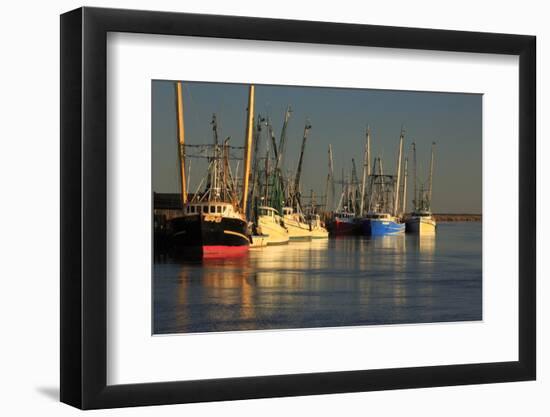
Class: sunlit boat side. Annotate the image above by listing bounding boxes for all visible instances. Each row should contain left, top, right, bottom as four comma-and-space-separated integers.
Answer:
169, 82, 255, 258
256, 206, 290, 245
362, 212, 405, 236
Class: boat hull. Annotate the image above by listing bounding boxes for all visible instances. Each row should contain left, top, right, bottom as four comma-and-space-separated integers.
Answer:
284, 216, 312, 240
257, 215, 289, 245
362, 218, 405, 236
249, 234, 269, 248
170, 214, 249, 258
328, 219, 359, 235
406, 217, 437, 234
310, 227, 329, 239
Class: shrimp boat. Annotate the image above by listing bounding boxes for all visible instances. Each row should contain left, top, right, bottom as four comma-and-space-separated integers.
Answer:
171, 202, 250, 257
360, 128, 406, 236
283, 207, 312, 240
256, 206, 289, 245
303, 191, 329, 239
308, 213, 329, 239
406, 142, 437, 234
406, 210, 436, 234
362, 212, 405, 235
328, 210, 358, 235
328, 160, 361, 235
247, 106, 292, 246
169, 83, 256, 258
282, 120, 328, 240
249, 233, 269, 248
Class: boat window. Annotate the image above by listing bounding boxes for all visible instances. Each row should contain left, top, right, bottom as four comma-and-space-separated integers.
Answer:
217, 206, 222, 213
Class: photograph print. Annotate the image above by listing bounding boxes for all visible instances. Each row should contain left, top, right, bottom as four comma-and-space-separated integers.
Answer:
152, 80, 482, 335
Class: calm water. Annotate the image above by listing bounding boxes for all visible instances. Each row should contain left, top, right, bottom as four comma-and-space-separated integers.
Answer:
153, 222, 482, 334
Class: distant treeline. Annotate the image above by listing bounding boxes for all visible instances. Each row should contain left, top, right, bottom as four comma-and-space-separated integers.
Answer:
432, 213, 482, 222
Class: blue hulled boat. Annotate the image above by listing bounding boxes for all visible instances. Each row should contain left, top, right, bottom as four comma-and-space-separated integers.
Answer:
361, 213, 405, 236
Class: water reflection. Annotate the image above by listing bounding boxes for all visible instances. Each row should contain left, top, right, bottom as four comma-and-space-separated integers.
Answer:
154, 223, 482, 334
417, 234, 436, 256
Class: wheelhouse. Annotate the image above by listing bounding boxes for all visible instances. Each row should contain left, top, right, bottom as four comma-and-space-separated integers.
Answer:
335, 211, 355, 219
183, 202, 239, 217
365, 212, 392, 220
257, 206, 280, 218
412, 210, 432, 217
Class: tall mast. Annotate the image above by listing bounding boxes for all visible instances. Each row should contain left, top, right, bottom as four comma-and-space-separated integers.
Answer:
293, 120, 312, 208
324, 148, 330, 212
359, 126, 371, 217
276, 105, 292, 171
393, 128, 404, 216
351, 158, 359, 213
325, 145, 335, 212
379, 157, 385, 212
248, 115, 264, 213
241, 85, 255, 216
341, 167, 345, 209
402, 157, 408, 214
428, 141, 436, 211
222, 137, 232, 203
370, 157, 381, 212
329, 145, 335, 211
264, 149, 270, 203
412, 142, 417, 212
175, 81, 187, 205
267, 117, 278, 162
210, 114, 220, 200
211, 113, 219, 145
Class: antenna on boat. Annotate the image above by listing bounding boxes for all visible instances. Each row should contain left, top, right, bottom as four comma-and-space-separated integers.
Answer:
175, 81, 188, 206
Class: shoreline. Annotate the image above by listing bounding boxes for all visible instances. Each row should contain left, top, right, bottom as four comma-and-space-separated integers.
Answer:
432, 214, 482, 222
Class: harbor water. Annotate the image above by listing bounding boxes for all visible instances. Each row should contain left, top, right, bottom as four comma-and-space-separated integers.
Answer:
153, 222, 482, 334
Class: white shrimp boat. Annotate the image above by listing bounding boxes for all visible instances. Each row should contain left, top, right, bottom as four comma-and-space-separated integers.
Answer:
283, 207, 312, 240
406, 211, 436, 234
249, 233, 269, 248
256, 206, 289, 245
309, 214, 329, 239
405, 142, 437, 235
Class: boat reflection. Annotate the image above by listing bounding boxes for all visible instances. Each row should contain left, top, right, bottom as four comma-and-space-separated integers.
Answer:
155, 224, 481, 335
418, 234, 436, 255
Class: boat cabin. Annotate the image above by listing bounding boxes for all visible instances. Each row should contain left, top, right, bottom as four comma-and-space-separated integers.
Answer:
365, 212, 392, 220
257, 206, 281, 218
335, 211, 355, 219
282, 207, 294, 216
183, 202, 240, 218
412, 210, 432, 217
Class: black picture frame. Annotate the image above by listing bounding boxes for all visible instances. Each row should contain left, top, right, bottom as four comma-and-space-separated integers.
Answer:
60, 6, 536, 410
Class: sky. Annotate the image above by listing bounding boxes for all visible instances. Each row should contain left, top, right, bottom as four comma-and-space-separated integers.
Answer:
152, 80, 482, 214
